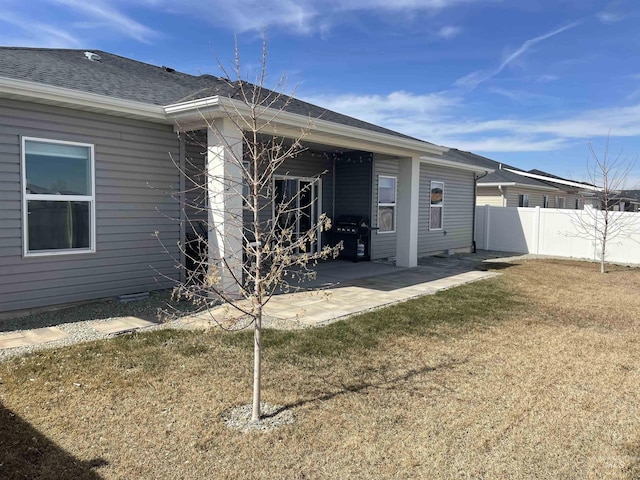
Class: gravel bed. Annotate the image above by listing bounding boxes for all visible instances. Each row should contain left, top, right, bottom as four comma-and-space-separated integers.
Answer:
0, 293, 306, 362
221, 403, 295, 432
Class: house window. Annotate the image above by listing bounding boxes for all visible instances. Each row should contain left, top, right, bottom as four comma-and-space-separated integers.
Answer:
22, 137, 95, 256
377, 175, 396, 233
518, 194, 529, 207
575, 198, 581, 209
543, 195, 549, 208
429, 181, 444, 230
557, 196, 566, 209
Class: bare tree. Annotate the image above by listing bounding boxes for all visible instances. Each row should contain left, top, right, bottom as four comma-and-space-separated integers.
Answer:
576, 137, 638, 273
170, 39, 341, 422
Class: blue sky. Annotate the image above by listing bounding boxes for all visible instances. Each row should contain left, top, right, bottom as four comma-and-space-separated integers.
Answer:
2, 0, 640, 186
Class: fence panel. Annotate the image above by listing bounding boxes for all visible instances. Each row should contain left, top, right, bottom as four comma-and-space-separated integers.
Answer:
474, 206, 640, 265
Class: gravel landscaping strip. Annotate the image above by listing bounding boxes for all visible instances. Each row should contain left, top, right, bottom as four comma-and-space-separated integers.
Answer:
221, 403, 295, 432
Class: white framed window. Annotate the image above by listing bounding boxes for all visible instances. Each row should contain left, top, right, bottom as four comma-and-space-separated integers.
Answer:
575, 198, 581, 209
21, 137, 96, 257
543, 195, 549, 208
377, 175, 396, 233
518, 194, 529, 207
429, 181, 444, 230
558, 196, 566, 209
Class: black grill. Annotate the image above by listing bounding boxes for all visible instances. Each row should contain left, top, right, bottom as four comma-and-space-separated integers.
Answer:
332, 215, 373, 262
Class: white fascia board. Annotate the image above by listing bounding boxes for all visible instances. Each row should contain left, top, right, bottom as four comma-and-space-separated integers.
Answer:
420, 155, 495, 174
165, 96, 448, 156
503, 167, 601, 191
478, 181, 559, 191
0, 76, 167, 122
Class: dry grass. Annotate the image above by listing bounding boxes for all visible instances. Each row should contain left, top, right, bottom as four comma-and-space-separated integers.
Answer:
2, 259, 640, 479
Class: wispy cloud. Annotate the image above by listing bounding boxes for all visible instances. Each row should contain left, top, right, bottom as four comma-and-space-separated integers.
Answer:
48, 0, 160, 43
455, 21, 582, 89
597, 11, 625, 24
436, 25, 462, 39
0, 10, 81, 48
136, 0, 489, 34
301, 88, 640, 153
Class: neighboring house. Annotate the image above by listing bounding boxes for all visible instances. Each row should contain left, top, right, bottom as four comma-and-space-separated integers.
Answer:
443, 149, 595, 209
612, 190, 640, 212
0, 47, 491, 314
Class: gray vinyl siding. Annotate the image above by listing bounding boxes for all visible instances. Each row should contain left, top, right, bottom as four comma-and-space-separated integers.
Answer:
370, 154, 399, 261
0, 98, 181, 313
476, 186, 504, 207
418, 164, 474, 256
504, 186, 554, 208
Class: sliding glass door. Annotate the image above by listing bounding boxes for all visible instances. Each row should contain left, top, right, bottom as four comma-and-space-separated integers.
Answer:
273, 176, 321, 254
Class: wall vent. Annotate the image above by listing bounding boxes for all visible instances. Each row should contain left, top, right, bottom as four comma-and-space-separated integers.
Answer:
84, 51, 102, 62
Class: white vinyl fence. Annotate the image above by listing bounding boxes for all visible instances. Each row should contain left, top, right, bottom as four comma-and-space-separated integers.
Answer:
475, 205, 640, 265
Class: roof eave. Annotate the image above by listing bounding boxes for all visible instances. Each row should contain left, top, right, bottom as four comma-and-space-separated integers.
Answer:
0, 76, 167, 122
420, 155, 494, 174
164, 96, 448, 157
478, 181, 559, 191
504, 167, 601, 191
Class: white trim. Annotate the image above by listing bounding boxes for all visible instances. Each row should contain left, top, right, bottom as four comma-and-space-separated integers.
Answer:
429, 180, 444, 231
420, 155, 494, 174
166, 96, 447, 156
503, 168, 601, 191
21, 136, 96, 257
0, 77, 449, 157
377, 175, 397, 234
1, 77, 166, 122
478, 181, 559, 191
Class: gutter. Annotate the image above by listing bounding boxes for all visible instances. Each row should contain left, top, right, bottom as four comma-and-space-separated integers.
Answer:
0, 76, 167, 122
478, 181, 559, 192
165, 96, 448, 156
421, 155, 495, 174
503, 167, 601, 192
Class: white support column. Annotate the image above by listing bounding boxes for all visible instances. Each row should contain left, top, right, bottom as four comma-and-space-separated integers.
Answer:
395, 156, 420, 268
207, 119, 243, 297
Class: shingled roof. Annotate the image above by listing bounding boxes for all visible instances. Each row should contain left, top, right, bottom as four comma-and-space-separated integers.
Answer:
0, 47, 424, 143
441, 149, 556, 187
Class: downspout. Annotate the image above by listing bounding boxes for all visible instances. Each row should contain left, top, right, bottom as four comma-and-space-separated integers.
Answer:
472, 170, 489, 253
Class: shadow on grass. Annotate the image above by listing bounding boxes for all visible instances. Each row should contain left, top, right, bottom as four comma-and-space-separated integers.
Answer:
263, 357, 466, 418
0, 401, 107, 479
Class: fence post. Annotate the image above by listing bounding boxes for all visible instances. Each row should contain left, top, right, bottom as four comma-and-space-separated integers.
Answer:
533, 206, 541, 254
484, 206, 491, 251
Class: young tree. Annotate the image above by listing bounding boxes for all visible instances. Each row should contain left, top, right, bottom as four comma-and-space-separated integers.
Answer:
576, 137, 638, 273
172, 39, 341, 422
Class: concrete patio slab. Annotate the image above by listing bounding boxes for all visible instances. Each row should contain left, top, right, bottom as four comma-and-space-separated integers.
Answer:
0, 327, 69, 349
186, 262, 500, 329
91, 316, 157, 335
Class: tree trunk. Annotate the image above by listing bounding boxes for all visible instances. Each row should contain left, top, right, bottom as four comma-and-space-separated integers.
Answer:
251, 306, 262, 421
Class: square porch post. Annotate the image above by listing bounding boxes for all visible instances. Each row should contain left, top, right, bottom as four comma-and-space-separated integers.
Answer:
395, 156, 420, 268
207, 119, 243, 296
